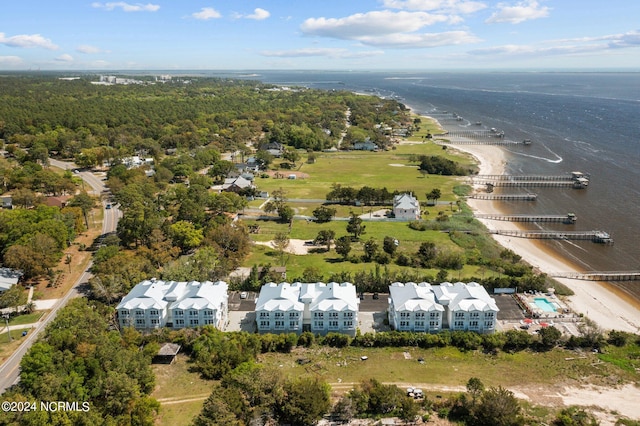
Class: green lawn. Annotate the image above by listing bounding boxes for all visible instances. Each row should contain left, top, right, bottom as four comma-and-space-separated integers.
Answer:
255, 142, 474, 202
8, 312, 44, 326
242, 207, 499, 281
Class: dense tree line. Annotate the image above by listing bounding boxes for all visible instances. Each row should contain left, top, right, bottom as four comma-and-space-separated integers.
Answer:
0, 203, 86, 279
418, 155, 470, 176
325, 183, 398, 205
0, 299, 159, 426
0, 75, 408, 161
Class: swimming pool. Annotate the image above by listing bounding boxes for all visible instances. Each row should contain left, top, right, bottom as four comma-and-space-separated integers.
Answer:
534, 297, 557, 313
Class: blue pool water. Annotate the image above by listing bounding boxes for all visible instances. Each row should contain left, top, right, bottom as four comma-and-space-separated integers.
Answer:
534, 298, 557, 313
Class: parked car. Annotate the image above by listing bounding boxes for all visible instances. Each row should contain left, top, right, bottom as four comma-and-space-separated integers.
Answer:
240, 291, 248, 299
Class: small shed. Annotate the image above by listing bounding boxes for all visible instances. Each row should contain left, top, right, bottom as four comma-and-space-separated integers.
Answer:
152, 343, 181, 364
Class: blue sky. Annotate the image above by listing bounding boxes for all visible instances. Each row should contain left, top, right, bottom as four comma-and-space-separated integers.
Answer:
1, 0, 639, 70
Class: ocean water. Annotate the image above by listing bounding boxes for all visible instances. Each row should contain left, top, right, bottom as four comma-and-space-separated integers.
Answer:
224, 71, 640, 300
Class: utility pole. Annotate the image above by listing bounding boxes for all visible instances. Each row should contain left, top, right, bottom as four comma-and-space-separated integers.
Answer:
3, 314, 11, 342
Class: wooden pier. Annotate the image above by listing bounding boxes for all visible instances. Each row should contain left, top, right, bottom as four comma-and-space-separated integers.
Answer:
438, 139, 523, 146
550, 271, 640, 281
470, 193, 538, 201
476, 213, 576, 224
490, 229, 613, 244
472, 172, 590, 189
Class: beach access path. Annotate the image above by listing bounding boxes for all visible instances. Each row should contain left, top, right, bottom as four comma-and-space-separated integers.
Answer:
447, 140, 640, 334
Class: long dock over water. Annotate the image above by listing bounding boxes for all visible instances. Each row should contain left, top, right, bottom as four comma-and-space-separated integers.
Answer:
476, 213, 576, 224
490, 229, 613, 244
550, 271, 640, 281
438, 139, 524, 146
469, 193, 538, 201
471, 172, 590, 189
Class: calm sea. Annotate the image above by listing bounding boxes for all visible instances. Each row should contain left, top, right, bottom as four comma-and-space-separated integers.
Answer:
213, 70, 640, 300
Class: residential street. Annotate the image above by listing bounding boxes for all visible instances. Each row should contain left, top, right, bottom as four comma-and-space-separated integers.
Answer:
0, 159, 120, 394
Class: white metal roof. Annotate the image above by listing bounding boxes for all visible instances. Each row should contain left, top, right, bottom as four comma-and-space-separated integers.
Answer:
389, 282, 445, 312
393, 193, 419, 210
391, 281, 499, 313
170, 281, 228, 310
255, 282, 359, 312
117, 279, 229, 311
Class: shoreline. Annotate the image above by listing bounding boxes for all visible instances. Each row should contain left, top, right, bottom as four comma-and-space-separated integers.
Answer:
418, 113, 640, 333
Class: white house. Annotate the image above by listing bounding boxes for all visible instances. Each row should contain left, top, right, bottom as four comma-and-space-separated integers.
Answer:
116, 279, 228, 331
388, 282, 499, 333
0, 267, 22, 294
393, 193, 420, 220
388, 282, 444, 332
255, 282, 359, 336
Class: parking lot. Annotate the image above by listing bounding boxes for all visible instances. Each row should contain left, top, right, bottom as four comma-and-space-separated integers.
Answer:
493, 293, 526, 320
225, 291, 390, 333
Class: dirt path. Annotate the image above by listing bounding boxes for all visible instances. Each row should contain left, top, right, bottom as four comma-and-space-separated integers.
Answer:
254, 238, 317, 255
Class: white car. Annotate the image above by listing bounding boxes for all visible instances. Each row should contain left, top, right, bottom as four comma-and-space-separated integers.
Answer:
240, 292, 248, 299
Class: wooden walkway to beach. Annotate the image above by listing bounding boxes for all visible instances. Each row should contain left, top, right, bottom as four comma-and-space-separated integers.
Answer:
474, 173, 590, 181
470, 193, 538, 201
476, 213, 576, 224
490, 229, 613, 244
550, 271, 640, 281
471, 173, 590, 189
438, 139, 523, 146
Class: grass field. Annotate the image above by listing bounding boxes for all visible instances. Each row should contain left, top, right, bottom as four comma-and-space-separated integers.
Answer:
148, 343, 640, 426
258, 345, 636, 390
255, 142, 475, 202
235, 131, 503, 282
151, 354, 214, 426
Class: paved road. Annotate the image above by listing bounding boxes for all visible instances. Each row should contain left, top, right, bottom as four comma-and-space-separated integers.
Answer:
0, 159, 120, 394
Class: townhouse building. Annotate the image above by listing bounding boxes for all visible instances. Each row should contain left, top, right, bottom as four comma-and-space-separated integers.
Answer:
255, 282, 359, 336
388, 281, 499, 333
116, 279, 228, 331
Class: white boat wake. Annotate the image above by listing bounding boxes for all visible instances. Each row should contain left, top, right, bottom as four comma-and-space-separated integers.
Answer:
505, 144, 563, 164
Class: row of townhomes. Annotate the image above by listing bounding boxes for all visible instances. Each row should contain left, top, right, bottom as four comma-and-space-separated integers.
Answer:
254, 282, 360, 336
388, 282, 499, 333
116, 281, 499, 334
116, 279, 229, 330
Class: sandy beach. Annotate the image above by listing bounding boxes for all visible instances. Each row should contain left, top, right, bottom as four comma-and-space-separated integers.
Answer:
444, 140, 640, 333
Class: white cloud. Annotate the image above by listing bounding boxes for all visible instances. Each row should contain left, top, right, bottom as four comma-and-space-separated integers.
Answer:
485, 0, 550, 24
468, 30, 640, 57
261, 47, 384, 59
76, 44, 102, 54
91, 2, 160, 12
55, 54, 74, 62
382, 0, 487, 14
246, 8, 270, 20
360, 31, 480, 48
0, 56, 23, 66
608, 30, 640, 48
192, 7, 222, 20
0, 32, 58, 50
302, 11, 449, 38
300, 10, 480, 49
